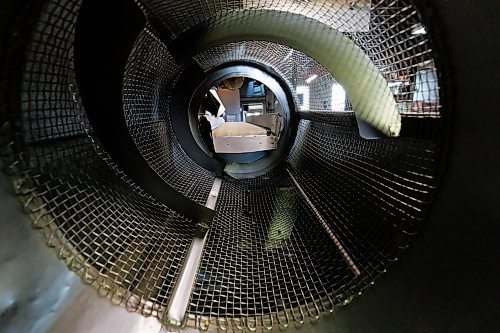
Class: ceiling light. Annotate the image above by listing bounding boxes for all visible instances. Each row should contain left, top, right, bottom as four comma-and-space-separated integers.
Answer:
248, 104, 264, 110
411, 24, 427, 35
282, 50, 293, 62
388, 81, 403, 88
305, 74, 318, 84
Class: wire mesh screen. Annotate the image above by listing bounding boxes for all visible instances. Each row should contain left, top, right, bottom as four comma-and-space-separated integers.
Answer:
124, 29, 216, 205
0, 0, 448, 331
288, 116, 438, 258
344, 2, 441, 117
141, 0, 441, 118
187, 170, 353, 329
1, 0, 199, 319
182, 115, 440, 330
194, 41, 344, 113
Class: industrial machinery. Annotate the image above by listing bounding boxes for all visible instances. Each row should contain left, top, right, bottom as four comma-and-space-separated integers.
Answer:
0, 1, 497, 332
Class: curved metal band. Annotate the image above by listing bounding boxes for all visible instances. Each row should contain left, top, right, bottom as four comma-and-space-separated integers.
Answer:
74, 0, 214, 223
169, 60, 226, 173
188, 64, 295, 178
168, 10, 401, 137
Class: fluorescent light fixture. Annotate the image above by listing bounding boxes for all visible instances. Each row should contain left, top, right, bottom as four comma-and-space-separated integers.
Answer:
331, 83, 346, 112
282, 50, 293, 62
388, 81, 404, 88
296, 86, 310, 111
248, 104, 263, 110
411, 24, 427, 35
305, 74, 318, 84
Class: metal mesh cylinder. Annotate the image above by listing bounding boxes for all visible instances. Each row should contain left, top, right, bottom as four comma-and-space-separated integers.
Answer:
0, 0, 447, 331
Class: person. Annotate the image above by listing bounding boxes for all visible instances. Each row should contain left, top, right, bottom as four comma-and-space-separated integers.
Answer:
412, 60, 439, 113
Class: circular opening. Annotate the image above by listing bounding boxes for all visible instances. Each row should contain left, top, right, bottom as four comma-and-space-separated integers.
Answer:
196, 76, 285, 164
188, 64, 295, 178
1, 0, 451, 329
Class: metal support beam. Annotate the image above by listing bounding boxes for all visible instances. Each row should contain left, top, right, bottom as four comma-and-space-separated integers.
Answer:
286, 169, 361, 276
165, 178, 222, 326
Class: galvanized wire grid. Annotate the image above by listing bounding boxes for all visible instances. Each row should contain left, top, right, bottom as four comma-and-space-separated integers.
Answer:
1, 0, 199, 319
141, 0, 441, 117
288, 117, 438, 258
194, 41, 341, 113
183, 118, 440, 330
124, 29, 216, 205
345, 2, 441, 116
0, 0, 447, 332
186, 169, 354, 331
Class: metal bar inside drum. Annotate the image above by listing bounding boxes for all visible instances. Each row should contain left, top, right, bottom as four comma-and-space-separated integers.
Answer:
166, 177, 223, 326
286, 168, 361, 276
